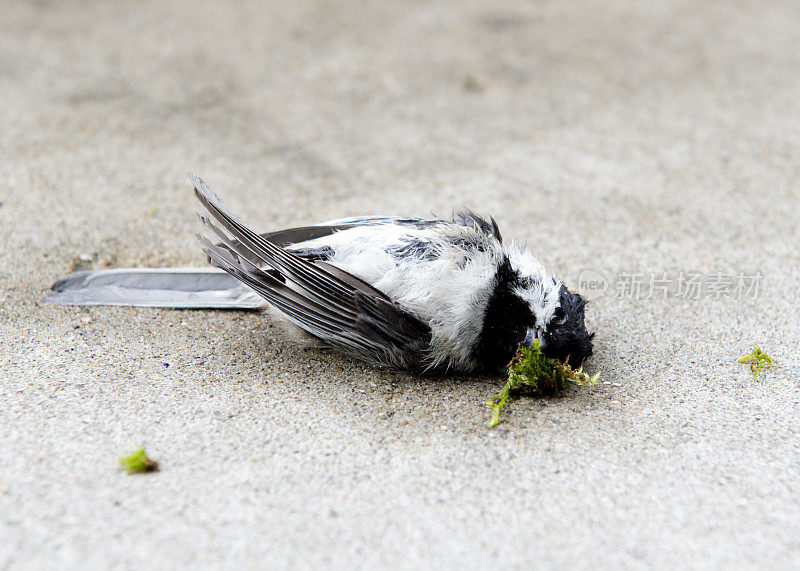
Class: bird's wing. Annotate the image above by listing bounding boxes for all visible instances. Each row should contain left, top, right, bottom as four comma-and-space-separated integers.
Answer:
191, 174, 432, 366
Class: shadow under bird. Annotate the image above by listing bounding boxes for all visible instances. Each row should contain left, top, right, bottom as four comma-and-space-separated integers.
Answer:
47, 174, 594, 374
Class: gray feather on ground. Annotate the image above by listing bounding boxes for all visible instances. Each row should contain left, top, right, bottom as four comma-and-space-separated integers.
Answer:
44, 267, 267, 309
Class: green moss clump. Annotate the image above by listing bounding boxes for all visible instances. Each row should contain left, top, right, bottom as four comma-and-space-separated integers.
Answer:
118, 447, 159, 474
737, 345, 773, 380
485, 340, 599, 428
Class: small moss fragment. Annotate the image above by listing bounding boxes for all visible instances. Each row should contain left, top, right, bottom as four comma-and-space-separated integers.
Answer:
118, 447, 159, 474
737, 345, 773, 380
485, 340, 600, 428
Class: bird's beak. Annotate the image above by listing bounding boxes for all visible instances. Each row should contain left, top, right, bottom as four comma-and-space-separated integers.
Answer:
523, 327, 546, 350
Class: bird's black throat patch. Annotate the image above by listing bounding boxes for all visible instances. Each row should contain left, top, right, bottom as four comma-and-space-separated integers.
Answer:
473, 257, 534, 372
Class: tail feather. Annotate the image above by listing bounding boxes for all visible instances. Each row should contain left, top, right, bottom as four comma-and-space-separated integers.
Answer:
44, 268, 268, 309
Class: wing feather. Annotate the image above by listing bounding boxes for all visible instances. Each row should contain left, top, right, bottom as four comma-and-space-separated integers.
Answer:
190, 174, 432, 367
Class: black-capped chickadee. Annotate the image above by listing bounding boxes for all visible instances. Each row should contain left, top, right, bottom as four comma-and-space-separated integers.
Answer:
47, 174, 594, 374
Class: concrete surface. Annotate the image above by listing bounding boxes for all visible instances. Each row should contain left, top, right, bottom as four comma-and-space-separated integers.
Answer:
2, 1, 799, 568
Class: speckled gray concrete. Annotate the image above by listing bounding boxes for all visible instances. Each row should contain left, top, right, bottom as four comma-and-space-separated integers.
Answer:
2, 1, 799, 569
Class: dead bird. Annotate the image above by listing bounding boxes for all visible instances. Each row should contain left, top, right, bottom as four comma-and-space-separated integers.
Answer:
47, 174, 594, 374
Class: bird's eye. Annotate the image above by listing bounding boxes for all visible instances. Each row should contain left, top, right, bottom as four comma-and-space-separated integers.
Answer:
552, 307, 567, 325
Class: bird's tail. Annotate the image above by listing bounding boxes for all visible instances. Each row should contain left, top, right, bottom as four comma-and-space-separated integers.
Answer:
44, 267, 268, 309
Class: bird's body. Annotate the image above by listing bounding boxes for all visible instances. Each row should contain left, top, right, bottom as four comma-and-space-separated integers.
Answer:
282, 215, 561, 372
47, 175, 594, 374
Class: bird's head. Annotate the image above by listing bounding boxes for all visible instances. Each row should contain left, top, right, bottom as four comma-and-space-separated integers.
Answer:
473, 247, 594, 372
524, 284, 594, 367
507, 247, 594, 368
